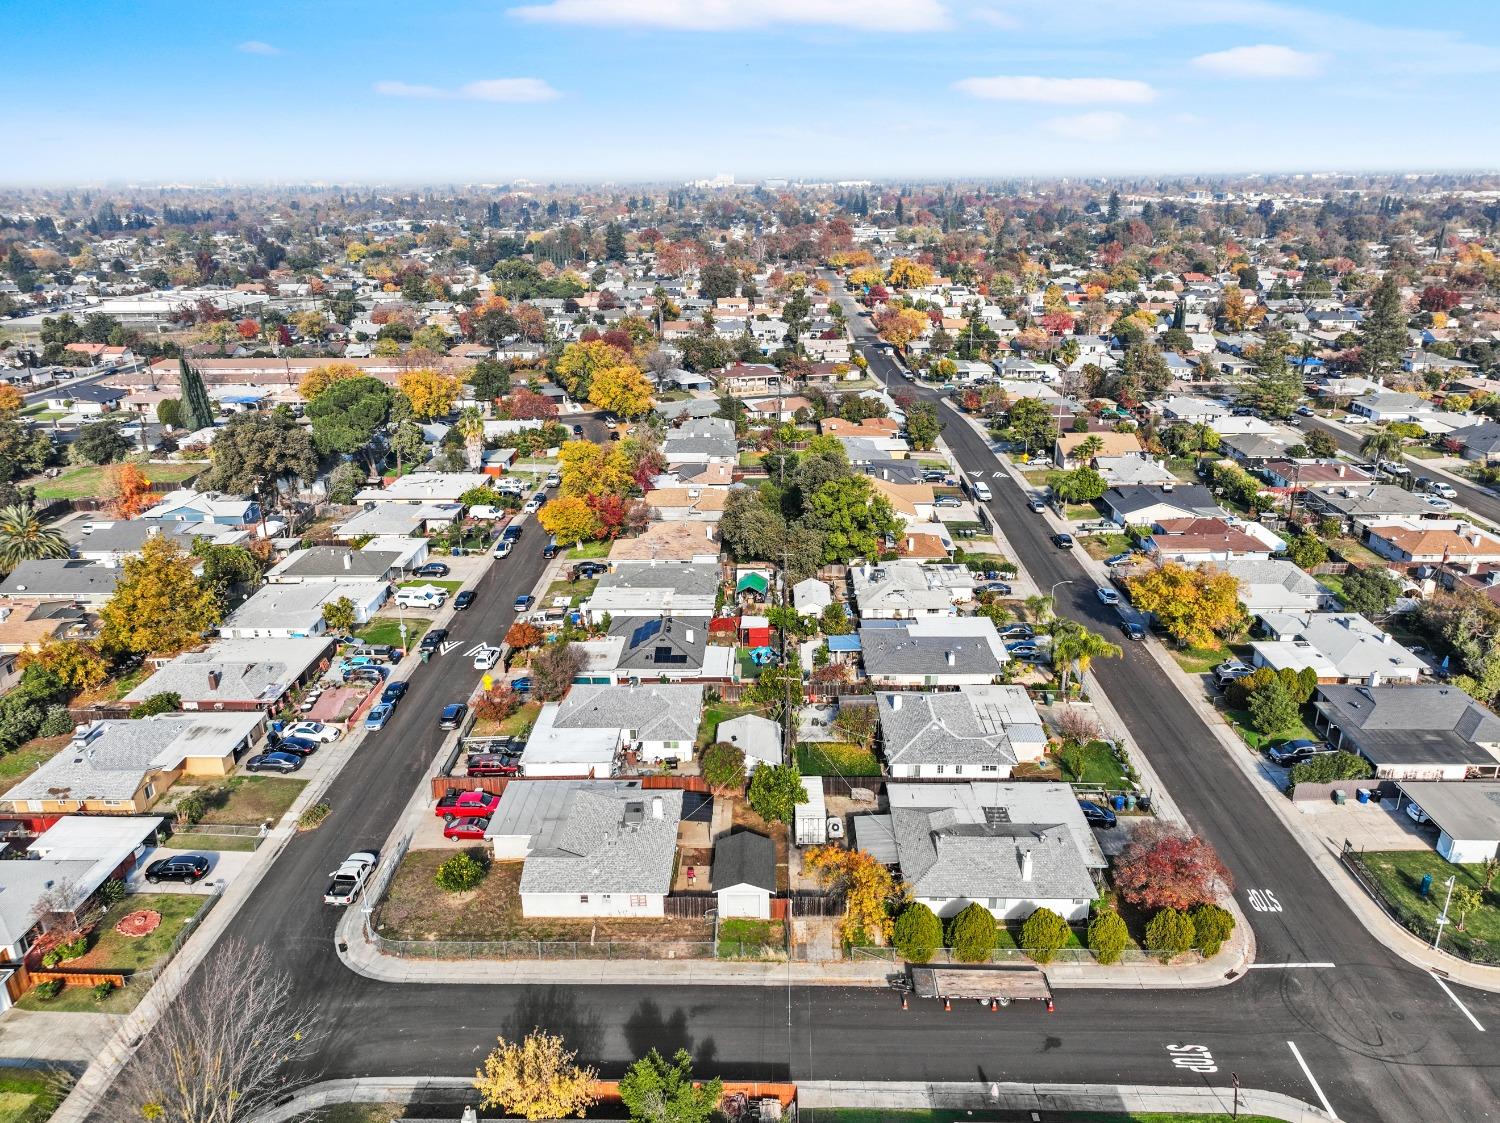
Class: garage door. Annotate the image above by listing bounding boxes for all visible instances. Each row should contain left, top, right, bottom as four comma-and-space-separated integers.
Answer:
718, 893, 766, 919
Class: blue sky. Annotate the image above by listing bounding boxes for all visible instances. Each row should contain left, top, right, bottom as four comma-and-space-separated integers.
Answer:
6, 0, 1499, 184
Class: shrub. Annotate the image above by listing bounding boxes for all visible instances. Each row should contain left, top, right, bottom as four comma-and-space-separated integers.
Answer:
472, 685, 521, 723
701, 741, 746, 792
1288, 750, 1372, 790
1246, 677, 1299, 736
1145, 908, 1196, 963
297, 802, 331, 830
96, 878, 127, 908
92, 980, 115, 1002
174, 793, 207, 828
948, 902, 997, 963
436, 851, 486, 893
1189, 903, 1236, 957
1020, 907, 1070, 964
32, 980, 63, 1001
39, 705, 75, 738
1087, 906, 1130, 965
131, 691, 182, 718
892, 902, 943, 964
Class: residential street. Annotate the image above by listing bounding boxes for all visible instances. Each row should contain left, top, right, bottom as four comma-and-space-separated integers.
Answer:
129, 308, 1500, 1123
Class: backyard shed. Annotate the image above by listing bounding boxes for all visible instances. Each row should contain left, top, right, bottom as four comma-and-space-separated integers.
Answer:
794, 775, 828, 847
712, 830, 776, 919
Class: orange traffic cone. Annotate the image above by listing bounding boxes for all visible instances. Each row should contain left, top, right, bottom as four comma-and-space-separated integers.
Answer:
1046, 996, 1055, 1013
944, 996, 952, 1012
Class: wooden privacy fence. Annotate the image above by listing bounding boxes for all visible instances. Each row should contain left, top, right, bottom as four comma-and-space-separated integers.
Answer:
430, 772, 710, 800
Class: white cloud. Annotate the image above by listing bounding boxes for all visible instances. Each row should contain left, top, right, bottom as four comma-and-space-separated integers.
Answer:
509, 0, 949, 32
375, 78, 561, 102
1044, 111, 1130, 141
1191, 43, 1325, 77
236, 40, 280, 55
953, 76, 1156, 104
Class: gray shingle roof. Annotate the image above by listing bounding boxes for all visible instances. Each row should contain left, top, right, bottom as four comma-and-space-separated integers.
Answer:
859, 620, 1007, 678
504, 782, 684, 896
1105, 484, 1222, 519
553, 683, 704, 743
876, 688, 1044, 769
712, 831, 775, 893
1316, 684, 1500, 767
0, 560, 119, 600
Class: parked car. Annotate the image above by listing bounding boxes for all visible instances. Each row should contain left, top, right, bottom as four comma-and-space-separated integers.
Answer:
1096, 587, 1120, 606
453, 590, 475, 611
510, 676, 533, 695
1266, 739, 1333, 767
514, 594, 534, 612
542, 537, 559, 559
1078, 801, 1118, 828
443, 815, 491, 841
1121, 621, 1146, 641
287, 721, 341, 743
381, 681, 408, 705
493, 537, 515, 559
145, 854, 211, 884
472, 646, 501, 671
1295, 405, 1315, 417
1343, 413, 1370, 425
1406, 801, 1431, 825
418, 628, 449, 652
934, 495, 962, 508
1426, 497, 1453, 511
466, 754, 521, 777
971, 481, 993, 502
342, 666, 386, 686
245, 751, 304, 774
1052, 532, 1075, 549
413, 562, 451, 578
922, 469, 948, 482
545, 472, 561, 488
1432, 482, 1458, 499
439, 702, 468, 730
324, 852, 377, 906
435, 790, 501, 819
364, 703, 394, 731
1028, 496, 1048, 512
1103, 552, 1134, 567
974, 581, 1012, 596
572, 424, 584, 437
274, 736, 320, 757
523, 494, 544, 514
997, 623, 1034, 639
1213, 659, 1254, 687
1005, 642, 1042, 660
573, 561, 608, 580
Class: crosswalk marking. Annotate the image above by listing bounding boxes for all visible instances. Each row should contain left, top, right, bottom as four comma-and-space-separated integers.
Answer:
463, 642, 490, 657
439, 640, 461, 655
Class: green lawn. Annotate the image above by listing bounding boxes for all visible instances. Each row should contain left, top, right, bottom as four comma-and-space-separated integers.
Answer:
1224, 707, 1320, 753
31, 461, 202, 500
0, 1069, 69, 1123
356, 617, 430, 648
1403, 445, 1443, 460
796, 742, 881, 777
717, 918, 785, 958
1063, 503, 1100, 521
567, 540, 611, 559
473, 700, 541, 738
738, 450, 764, 468
1353, 850, 1500, 964
1169, 643, 1234, 675
698, 702, 759, 749
1082, 532, 1132, 560
546, 576, 597, 605
397, 578, 463, 593
196, 776, 307, 826
1057, 739, 1130, 787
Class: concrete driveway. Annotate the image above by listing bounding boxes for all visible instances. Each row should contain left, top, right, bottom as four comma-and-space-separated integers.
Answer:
125, 846, 254, 895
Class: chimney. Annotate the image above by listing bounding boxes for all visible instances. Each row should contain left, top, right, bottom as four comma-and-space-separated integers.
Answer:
208, 669, 222, 691
1020, 849, 1035, 881
651, 797, 663, 820
890, 694, 902, 711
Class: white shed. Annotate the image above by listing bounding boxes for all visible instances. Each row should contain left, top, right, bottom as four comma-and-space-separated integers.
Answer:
793, 775, 828, 847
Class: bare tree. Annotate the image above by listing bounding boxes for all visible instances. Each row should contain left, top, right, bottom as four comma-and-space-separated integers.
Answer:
30, 877, 91, 951
109, 938, 320, 1123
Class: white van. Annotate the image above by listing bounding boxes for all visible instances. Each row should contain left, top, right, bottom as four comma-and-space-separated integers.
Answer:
394, 588, 446, 610
971, 481, 993, 502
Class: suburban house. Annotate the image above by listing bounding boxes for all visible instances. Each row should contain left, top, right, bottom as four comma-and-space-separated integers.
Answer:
1302, 485, 1436, 536
1143, 518, 1275, 563
0, 712, 264, 815
1250, 613, 1425, 685
1103, 484, 1226, 527
520, 684, 704, 776
1348, 391, 1439, 425
1053, 430, 1143, 469
1259, 459, 1374, 492
662, 416, 738, 467
0, 599, 90, 653
1212, 560, 1335, 614
1364, 521, 1500, 567
608, 522, 722, 565
876, 686, 1047, 779
353, 472, 493, 504
870, 479, 937, 524
1393, 781, 1500, 863
859, 617, 1009, 687
123, 636, 332, 712
584, 561, 720, 624
333, 502, 457, 540
219, 582, 388, 639
713, 831, 776, 919
643, 487, 729, 523
1311, 684, 1500, 781
1094, 453, 1178, 487
71, 520, 206, 564
1443, 420, 1500, 464
851, 561, 974, 619
0, 561, 120, 608
852, 782, 1103, 922
266, 546, 403, 584
717, 362, 782, 397
792, 577, 834, 617
575, 616, 735, 684
141, 490, 260, 527
714, 713, 783, 773
45, 382, 125, 415
485, 781, 684, 918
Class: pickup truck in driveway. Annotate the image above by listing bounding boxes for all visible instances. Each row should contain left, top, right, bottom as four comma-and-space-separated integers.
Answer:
434, 790, 501, 819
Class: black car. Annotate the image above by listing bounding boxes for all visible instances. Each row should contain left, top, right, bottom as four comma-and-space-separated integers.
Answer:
572, 561, 608, 580
542, 538, 559, 559
1266, 739, 1332, 767
381, 681, 409, 705
572, 424, 584, 437
501, 524, 523, 542
974, 581, 1012, 596
453, 590, 475, 611
997, 623, 1034, 639
1052, 532, 1075, 549
245, 751, 304, 774
413, 562, 451, 578
439, 702, 467, 730
418, 628, 449, 652
146, 854, 211, 884
274, 736, 320, 757
1078, 800, 1118, 828
1121, 621, 1147, 641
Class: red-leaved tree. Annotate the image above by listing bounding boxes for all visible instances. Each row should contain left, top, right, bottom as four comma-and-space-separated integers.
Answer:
1112, 822, 1231, 910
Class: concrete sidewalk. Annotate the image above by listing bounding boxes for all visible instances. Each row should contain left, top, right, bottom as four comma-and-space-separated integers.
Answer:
247, 1075, 1339, 1123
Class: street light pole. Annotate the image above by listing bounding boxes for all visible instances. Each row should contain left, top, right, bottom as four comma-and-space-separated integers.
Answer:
1433, 874, 1457, 950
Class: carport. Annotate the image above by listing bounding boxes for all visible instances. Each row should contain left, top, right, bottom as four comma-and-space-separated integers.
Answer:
1395, 781, 1500, 863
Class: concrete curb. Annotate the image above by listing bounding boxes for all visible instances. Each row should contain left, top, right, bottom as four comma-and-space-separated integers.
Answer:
246, 1076, 1341, 1123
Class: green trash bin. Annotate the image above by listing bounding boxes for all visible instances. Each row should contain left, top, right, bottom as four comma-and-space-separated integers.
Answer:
1332, 789, 1347, 805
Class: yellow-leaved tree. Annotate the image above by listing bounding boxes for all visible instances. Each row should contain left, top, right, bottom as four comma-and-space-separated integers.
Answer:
554, 339, 629, 399
803, 844, 899, 946
886, 257, 935, 289
847, 266, 884, 289
587, 363, 654, 418
875, 307, 929, 353
1125, 561, 1243, 650
100, 536, 222, 656
537, 496, 599, 546
397, 368, 462, 421
556, 440, 632, 499
473, 1031, 597, 1120
299, 363, 363, 402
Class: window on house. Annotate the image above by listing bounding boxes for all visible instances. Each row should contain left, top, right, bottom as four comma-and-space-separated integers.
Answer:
980, 765, 999, 773
934, 765, 945, 775
144, 783, 155, 800
630, 895, 646, 908
579, 894, 589, 904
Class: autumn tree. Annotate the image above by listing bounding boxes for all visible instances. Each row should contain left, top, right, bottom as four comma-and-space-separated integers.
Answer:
618, 1048, 722, 1123
531, 642, 586, 702
588, 363, 654, 418
874, 306, 928, 353
100, 536, 222, 656
108, 462, 152, 518
1125, 561, 1243, 649
1113, 822, 1231, 911
803, 844, 898, 945
538, 497, 599, 545
397, 368, 461, 420
0, 384, 23, 414
17, 638, 110, 694
473, 1031, 597, 1121
555, 339, 629, 398
886, 257, 935, 289
505, 621, 544, 649
298, 361, 361, 400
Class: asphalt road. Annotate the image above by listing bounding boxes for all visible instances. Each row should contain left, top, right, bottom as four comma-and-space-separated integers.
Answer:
137, 312, 1500, 1123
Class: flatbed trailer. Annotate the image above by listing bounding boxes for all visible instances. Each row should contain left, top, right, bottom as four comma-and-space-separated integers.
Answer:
900, 964, 1053, 1010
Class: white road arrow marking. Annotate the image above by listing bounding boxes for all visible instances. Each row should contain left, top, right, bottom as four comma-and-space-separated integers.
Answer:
439, 641, 461, 655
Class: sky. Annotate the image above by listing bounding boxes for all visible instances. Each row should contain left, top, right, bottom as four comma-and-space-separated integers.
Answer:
5, 0, 1500, 185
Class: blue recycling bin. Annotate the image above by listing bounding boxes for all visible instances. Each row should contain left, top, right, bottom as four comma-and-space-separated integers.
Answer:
1356, 788, 1371, 804
1420, 873, 1434, 897
1112, 795, 1127, 812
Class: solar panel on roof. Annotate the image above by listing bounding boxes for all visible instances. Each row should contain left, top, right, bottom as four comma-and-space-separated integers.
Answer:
981, 806, 1011, 825
629, 619, 662, 648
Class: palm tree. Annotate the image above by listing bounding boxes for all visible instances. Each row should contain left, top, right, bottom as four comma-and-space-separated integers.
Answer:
0, 504, 71, 572
1360, 425, 1403, 465
1075, 434, 1105, 462
455, 407, 486, 472
1024, 594, 1054, 626
1051, 623, 1123, 696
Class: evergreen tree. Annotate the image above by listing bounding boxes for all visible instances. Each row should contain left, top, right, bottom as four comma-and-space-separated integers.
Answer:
1246, 331, 1302, 419
1360, 273, 1407, 384
180, 359, 215, 431
604, 222, 627, 262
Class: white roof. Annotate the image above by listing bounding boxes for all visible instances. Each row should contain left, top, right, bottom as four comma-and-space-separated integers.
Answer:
28, 815, 164, 861
522, 703, 619, 776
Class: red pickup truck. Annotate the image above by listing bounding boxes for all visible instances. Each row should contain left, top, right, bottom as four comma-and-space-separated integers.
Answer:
434, 791, 500, 819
